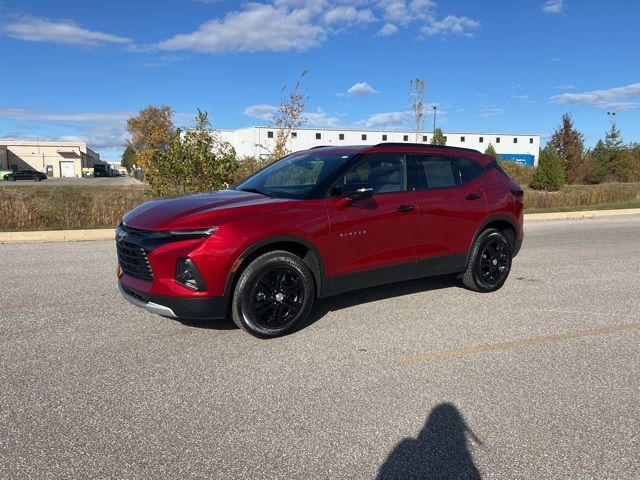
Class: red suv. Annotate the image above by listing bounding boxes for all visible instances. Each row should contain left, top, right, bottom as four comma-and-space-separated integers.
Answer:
117, 143, 523, 337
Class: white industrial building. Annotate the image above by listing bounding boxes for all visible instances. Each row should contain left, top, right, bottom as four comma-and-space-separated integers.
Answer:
218, 127, 541, 166
0, 140, 102, 178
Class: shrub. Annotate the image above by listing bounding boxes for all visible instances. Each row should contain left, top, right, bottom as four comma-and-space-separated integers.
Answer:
498, 160, 534, 186
530, 146, 565, 191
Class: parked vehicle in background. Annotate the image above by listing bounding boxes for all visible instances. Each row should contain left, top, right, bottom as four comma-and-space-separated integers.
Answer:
117, 143, 524, 338
3, 170, 47, 182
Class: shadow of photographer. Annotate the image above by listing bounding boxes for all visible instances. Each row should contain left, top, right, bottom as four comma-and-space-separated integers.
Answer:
377, 403, 483, 480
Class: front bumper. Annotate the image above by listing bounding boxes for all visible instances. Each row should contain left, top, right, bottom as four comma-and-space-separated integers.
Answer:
119, 282, 228, 320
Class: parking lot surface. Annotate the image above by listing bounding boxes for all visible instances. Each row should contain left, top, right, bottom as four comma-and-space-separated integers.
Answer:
1, 176, 142, 187
1, 216, 639, 479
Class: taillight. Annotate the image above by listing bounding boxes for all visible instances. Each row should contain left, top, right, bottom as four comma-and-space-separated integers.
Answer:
511, 188, 524, 202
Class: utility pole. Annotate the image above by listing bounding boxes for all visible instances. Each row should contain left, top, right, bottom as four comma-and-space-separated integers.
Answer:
432, 105, 437, 132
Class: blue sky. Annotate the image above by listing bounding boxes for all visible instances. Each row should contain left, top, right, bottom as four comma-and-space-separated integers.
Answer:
1, 0, 639, 161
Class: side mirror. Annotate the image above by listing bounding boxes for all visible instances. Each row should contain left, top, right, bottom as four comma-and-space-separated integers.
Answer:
343, 182, 374, 201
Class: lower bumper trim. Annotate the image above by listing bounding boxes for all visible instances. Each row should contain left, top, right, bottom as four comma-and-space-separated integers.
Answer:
119, 284, 177, 318
118, 282, 229, 320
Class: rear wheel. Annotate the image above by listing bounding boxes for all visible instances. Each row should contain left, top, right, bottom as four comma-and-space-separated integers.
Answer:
7, 176, 15, 182
462, 229, 512, 292
231, 250, 315, 338
33, 175, 41, 182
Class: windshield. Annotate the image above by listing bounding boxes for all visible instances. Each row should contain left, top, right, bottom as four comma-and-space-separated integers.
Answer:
235, 152, 354, 199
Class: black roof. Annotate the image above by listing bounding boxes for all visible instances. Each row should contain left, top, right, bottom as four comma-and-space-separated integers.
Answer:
307, 143, 482, 155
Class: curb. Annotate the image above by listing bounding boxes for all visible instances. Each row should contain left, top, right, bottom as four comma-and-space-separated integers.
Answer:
0, 229, 114, 244
1, 208, 640, 244
525, 207, 640, 222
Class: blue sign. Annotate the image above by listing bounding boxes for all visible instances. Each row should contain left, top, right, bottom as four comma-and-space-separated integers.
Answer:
500, 153, 535, 166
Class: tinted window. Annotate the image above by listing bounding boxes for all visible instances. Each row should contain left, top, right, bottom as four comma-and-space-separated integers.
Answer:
455, 157, 484, 183
415, 156, 483, 189
330, 154, 407, 196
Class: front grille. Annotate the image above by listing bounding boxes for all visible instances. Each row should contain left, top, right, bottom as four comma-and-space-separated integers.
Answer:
117, 238, 154, 281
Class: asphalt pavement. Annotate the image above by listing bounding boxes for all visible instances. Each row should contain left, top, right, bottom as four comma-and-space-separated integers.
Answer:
1, 216, 639, 479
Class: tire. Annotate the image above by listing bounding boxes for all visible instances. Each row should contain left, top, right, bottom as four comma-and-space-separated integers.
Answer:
462, 228, 512, 292
7, 176, 15, 182
33, 175, 41, 182
231, 250, 315, 338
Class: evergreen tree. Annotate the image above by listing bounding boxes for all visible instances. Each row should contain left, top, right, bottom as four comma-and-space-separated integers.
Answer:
530, 146, 565, 191
431, 128, 446, 145
484, 143, 500, 160
587, 121, 633, 183
548, 113, 586, 184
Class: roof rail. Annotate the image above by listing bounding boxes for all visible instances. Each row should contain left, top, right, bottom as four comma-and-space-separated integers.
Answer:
372, 142, 481, 154
309, 145, 331, 149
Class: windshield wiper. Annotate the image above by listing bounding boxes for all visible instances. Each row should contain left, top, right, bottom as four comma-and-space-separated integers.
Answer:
239, 187, 274, 197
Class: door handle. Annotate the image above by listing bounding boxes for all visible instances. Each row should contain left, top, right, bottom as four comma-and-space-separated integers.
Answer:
466, 193, 482, 201
397, 205, 415, 212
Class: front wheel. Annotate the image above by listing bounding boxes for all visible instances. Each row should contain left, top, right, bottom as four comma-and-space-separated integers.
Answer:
7, 176, 15, 182
462, 229, 512, 292
231, 250, 315, 338
33, 175, 41, 182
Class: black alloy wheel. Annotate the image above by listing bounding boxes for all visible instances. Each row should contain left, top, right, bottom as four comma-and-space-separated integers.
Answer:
462, 228, 512, 292
251, 267, 305, 329
231, 250, 315, 337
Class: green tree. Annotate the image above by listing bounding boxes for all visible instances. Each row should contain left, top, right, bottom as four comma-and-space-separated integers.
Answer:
587, 121, 634, 183
120, 146, 136, 173
431, 127, 446, 145
126, 105, 175, 172
548, 113, 586, 184
146, 110, 238, 197
530, 145, 566, 191
484, 143, 500, 160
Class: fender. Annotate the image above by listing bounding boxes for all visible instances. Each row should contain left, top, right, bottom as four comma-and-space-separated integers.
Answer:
222, 235, 327, 300
466, 214, 519, 265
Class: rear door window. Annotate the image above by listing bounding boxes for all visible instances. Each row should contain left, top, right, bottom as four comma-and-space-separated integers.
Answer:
415, 155, 483, 189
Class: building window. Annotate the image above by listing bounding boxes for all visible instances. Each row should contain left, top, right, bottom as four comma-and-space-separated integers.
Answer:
339, 133, 345, 140
496, 137, 501, 143
315, 133, 321, 140
460, 136, 465, 142
513, 137, 518, 144
479, 137, 484, 143
403, 135, 409, 141
267, 131, 273, 138
362, 134, 367, 141
291, 132, 297, 138
382, 134, 388, 141
529, 138, 534, 144
444, 136, 448, 142
422, 135, 428, 142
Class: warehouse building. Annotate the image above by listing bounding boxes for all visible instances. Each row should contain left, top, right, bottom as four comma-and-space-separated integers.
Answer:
0, 140, 102, 177
218, 127, 541, 166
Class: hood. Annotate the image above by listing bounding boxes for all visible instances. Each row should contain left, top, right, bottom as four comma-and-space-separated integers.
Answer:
123, 189, 288, 231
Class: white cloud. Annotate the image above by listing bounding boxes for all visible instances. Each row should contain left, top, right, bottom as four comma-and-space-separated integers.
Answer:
243, 104, 278, 121
155, 3, 325, 53
543, 0, 565, 14
1, 15, 131, 46
421, 15, 479, 36
359, 111, 407, 128
323, 6, 376, 25
376, 23, 398, 36
477, 107, 504, 118
347, 82, 378, 96
552, 57, 563, 62
551, 82, 640, 111
555, 84, 576, 90
243, 104, 341, 127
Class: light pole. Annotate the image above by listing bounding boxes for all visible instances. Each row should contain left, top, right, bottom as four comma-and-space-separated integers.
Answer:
607, 111, 616, 124
432, 105, 437, 132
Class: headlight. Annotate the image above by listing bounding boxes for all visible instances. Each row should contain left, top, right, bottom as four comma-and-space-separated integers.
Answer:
168, 227, 218, 237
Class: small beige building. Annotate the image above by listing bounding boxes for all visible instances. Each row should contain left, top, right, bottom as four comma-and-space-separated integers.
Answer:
0, 146, 7, 171
0, 140, 102, 177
